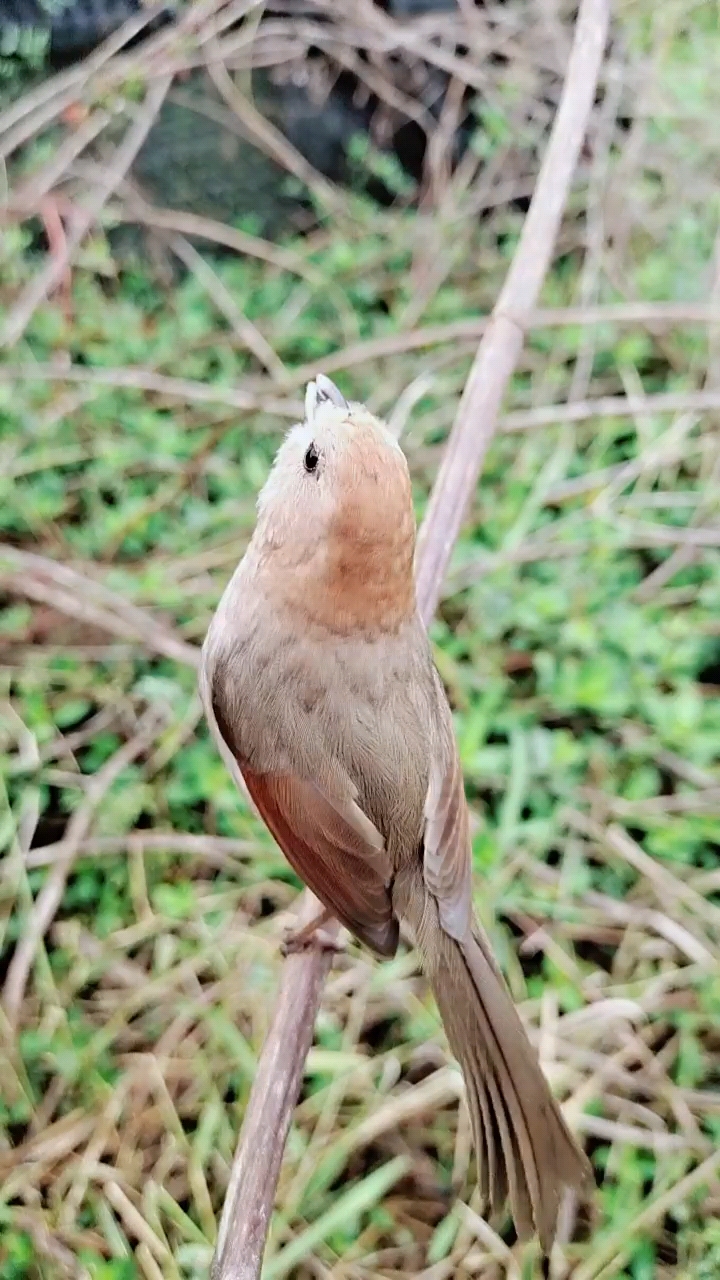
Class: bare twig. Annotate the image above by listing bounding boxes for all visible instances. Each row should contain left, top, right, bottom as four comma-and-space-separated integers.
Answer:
264, 301, 720, 390
457, 1201, 522, 1280
25, 833, 259, 870
5, 110, 112, 213
1, 76, 173, 349
415, 0, 609, 612
501, 387, 720, 431
2, 707, 166, 1027
204, 58, 345, 216
211, 893, 339, 1276
5, 305, 720, 426
633, 439, 720, 600
0, 365, 302, 419
0, 6, 163, 156
104, 196, 327, 282
0, 546, 200, 669
168, 233, 287, 380
210, 1, 610, 1277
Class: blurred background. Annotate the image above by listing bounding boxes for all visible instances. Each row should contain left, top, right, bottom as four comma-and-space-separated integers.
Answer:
1, 1, 720, 1277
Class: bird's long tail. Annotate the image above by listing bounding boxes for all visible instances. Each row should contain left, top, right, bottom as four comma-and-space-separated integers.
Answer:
394, 877, 592, 1252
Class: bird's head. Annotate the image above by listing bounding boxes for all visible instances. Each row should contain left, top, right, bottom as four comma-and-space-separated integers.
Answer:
253, 376, 416, 634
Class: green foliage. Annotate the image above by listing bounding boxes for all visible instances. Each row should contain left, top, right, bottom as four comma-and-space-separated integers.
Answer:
0, 1229, 34, 1280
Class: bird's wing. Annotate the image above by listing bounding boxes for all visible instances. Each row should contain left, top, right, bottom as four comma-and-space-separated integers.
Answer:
203, 651, 398, 957
242, 766, 399, 956
423, 670, 473, 940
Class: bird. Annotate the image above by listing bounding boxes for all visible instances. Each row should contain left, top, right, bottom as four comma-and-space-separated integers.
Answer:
200, 373, 592, 1250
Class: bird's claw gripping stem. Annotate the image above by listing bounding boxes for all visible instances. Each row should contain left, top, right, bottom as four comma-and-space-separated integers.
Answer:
280, 907, 344, 956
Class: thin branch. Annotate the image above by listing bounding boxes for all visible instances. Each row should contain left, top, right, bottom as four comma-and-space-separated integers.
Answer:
415, 0, 610, 613
4, 110, 112, 213
103, 196, 327, 282
211, 894, 339, 1277
210, 1, 610, 1277
611, 520, 720, 548
2, 707, 167, 1027
0, 364, 303, 419
25, 832, 258, 871
168, 233, 288, 381
0, 6, 163, 155
0, 546, 200, 669
204, 57, 346, 216
1, 76, 173, 349
6, 318, 720, 425
0, 0, 238, 149
501, 387, 720, 431
284, 300, 720, 391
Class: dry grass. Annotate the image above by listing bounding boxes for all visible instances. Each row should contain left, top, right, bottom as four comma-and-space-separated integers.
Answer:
1, 1, 720, 1277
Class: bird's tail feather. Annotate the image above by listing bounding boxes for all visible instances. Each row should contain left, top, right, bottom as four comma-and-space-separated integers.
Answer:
396, 880, 592, 1251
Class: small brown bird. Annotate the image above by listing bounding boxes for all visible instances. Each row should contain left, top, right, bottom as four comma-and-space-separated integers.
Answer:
200, 375, 592, 1248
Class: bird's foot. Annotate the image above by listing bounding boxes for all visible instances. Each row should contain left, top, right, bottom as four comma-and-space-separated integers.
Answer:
280, 908, 344, 956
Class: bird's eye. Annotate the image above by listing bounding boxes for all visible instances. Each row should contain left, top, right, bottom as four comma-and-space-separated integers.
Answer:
304, 442, 320, 474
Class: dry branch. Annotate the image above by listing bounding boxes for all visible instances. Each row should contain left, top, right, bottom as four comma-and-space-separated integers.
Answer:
1, 75, 173, 350
210, 0, 610, 1276
2, 706, 168, 1026
0, 546, 200, 669
415, 0, 610, 614
0, 6, 162, 157
0, 367, 302, 419
7, 303, 720, 426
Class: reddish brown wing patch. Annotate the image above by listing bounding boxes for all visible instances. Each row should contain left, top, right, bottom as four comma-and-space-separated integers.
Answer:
242, 766, 399, 957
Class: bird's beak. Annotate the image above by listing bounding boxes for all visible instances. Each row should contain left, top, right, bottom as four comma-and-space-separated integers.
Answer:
305, 374, 348, 423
